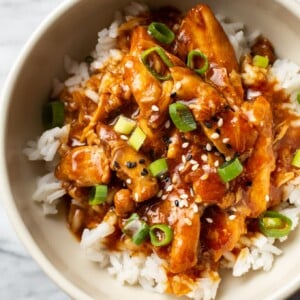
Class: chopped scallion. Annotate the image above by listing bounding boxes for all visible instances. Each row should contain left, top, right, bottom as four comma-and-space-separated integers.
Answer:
42, 101, 64, 129
292, 149, 300, 167
89, 185, 108, 205
217, 157, 243, 183
114, 115, 136, 135
258, 211, 292, 238
253, 55, 269, 68
169, 102, 197, 132
128, 126, 146, 151
187, 50, 209, 75
297, 93, 300, 105
141, 46, 173, 81
149, 224, 173, 247
148, 22, 175, 44
149, 158, 168, 177
123, 213, 149, 245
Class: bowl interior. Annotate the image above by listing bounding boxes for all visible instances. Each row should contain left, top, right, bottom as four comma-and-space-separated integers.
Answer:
2, 0, 300, 299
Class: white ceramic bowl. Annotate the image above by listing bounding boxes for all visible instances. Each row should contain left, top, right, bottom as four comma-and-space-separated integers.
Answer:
1, 0, 300, 299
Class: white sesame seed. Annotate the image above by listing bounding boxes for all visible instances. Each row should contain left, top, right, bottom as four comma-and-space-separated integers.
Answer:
231, 117, 238, 123
201, 154, 208, 162
211, 133, 220, 139
206, 218, 213, 224
190, 159, 198, 165
217, 118, 224, 127
222, 138, 230, 144
214, 160, 220, 167
192, 164, 199, 171
125, 60, 133, 68
120, 135, 128, 140
180, 194, 189, 200
200, 173, 209, 180
175, 82, 182, 90
165, 120, 171, 129
202, 164, 210, 171
126, 178, 132, 185
182, 142, 189, 149
184, 218, 192, 226
229, 214, 236, 220
190, 187, 195, 196
192, 203, 199, 213
178, 165, 185, 172
233, 105, 239, 111
134, 193, 139, 201
151, 105, 160, 112
182, 155, 186, 164
206, 143, 212, 151
162, 194, 168, 200
166, 185, 173, 192
265, 195, 270, 202
225, 157, 232, 162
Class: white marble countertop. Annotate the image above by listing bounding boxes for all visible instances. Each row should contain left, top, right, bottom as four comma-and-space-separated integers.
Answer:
1, 1, 300, 299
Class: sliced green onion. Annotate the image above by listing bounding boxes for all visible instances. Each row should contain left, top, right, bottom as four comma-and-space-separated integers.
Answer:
253, 55, 269, 68
128, 126, 147, 151
89, 185, 108, 205
292, 149, 300, 167
148, 22, 175, 44
42, 101, 64, 129
141, 46, 173, 81
297, 93, 300, 105
259, 211, 292, 238
217, 157, 243, 183
123, 213, 149, 245
149, 158, 168, 177
187, 50, 209, 75
169, 102, 197, 132
149, 224, 173, 247
114, 115, 136, 135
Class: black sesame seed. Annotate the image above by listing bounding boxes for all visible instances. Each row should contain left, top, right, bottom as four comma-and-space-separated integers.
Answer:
170, 92, 177, 98
85, 55, 94, 64
186, 153, 193, 161
163, 136, 171, 144
175, 200, 179, 207
114, 161, 120, 169
212, 116, 219, 122
245, 181, 252, 187
225, 143, 232, 149
204, 121, 212, 129
141, 168, 149, 176
139, 158, 146, 164
215, 128, 221, 134
126, 161, 137, 169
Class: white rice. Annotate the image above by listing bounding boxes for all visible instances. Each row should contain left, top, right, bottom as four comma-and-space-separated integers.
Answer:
24, 2, 300, 299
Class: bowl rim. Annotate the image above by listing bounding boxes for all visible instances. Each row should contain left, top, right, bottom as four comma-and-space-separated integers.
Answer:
1, 1, 300, 300
0, 0, 92, 299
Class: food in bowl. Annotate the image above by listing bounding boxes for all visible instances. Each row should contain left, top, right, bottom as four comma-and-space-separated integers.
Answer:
23, 2, 300, 299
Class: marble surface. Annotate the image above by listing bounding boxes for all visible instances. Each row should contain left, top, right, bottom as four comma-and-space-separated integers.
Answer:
1, 0, 300, 300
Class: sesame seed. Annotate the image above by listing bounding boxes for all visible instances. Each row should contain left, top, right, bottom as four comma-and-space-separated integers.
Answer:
231, 117, 238, 123
151, 105, 160, 112
179, 199, 188, 208
114, 161, 120, 169
222, 137, 230, 143
162, 194, 168, 200
190, 159, 198, 165
175, 82, 182, 90
200, 173, 209, 180
225, 157, 232, 162
126, 161, 137, 168
265, 195, 270, 202
201, 154, 208, 162
206, 218, 213, 224
175, 199, 179, 207
184, 218, 192, 226
126, 178, 132, 185
190, 187, 195, 196
186, 153, 193, 161
233, 105, 239, 111
180, 194, 189, 200
140, 168, 149, 176
182, 155, 186, 164
192, 164, 199, 171
178, 165, 185, 172
166, 185, 173, 192
134, 193, 139, 201
139, 159, 146, 164
165, 120, 171, 129
211, 133, 220, 139
182, 142, 189, 149
120, 135, 128, 140
204, 121, 212, 129
217, 118, 224, 127
229, 214, 236, 220
202, 164, 210, 171
192, 203, 198, 213
214, 160, 220, 167
206, 143, 212, 151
